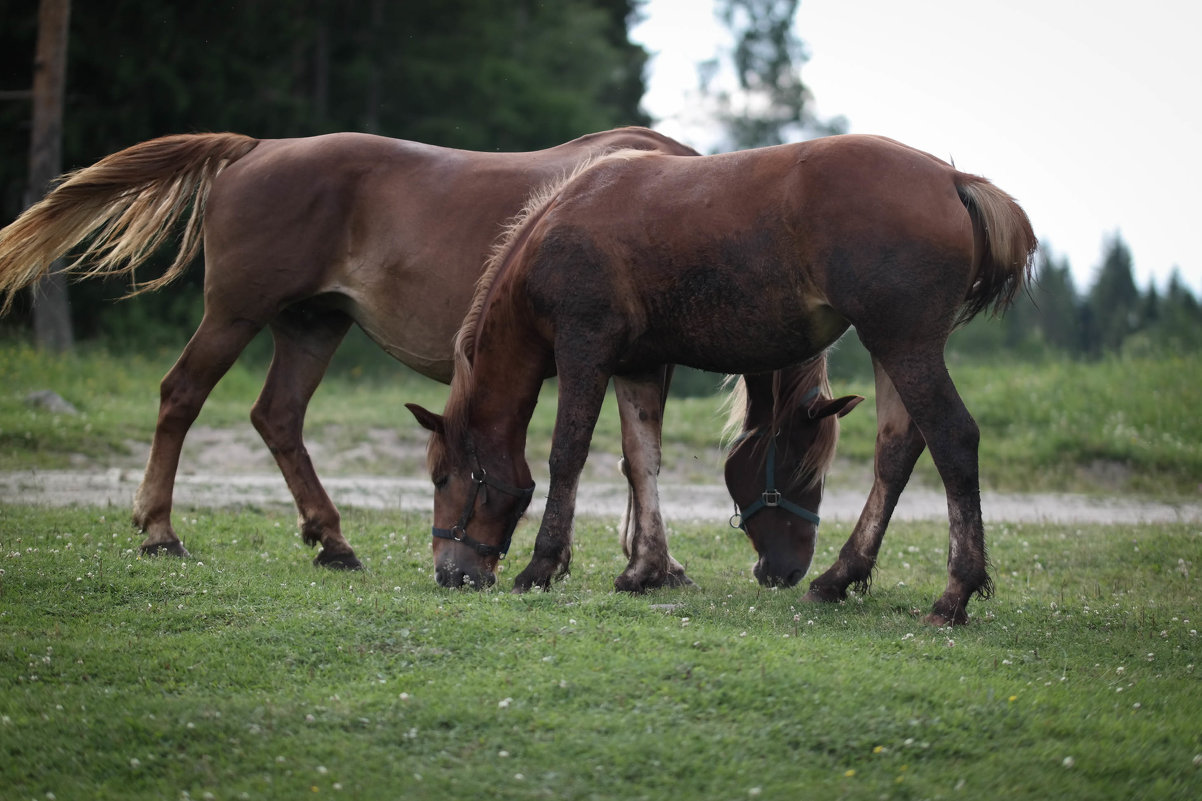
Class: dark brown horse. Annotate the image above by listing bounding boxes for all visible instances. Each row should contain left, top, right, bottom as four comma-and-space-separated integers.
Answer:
722, 361, 862, 588
0, 128, 698, 568
407, 134, 1036, 624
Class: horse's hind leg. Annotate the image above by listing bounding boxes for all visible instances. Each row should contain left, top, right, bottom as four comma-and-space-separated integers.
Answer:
613, 368, 693, 592
134, 314, 263, 556
805, 358, 925, 603
250, 305, 360, 570
870, 344, 991, 625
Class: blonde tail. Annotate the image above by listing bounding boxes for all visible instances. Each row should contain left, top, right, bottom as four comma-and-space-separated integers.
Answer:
0, 132, 258, 314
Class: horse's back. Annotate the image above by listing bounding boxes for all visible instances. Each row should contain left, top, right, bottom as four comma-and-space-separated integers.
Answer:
510, 134, 1006, 370
201, 129, 693, 380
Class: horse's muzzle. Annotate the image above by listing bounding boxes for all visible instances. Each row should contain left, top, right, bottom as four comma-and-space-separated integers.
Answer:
435, 561, 497, 589
753, 557, 809, 588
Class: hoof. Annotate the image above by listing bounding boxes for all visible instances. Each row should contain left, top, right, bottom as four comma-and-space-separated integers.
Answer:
140, 541, 191, 558
924, 595, 969, 626
314, 549, 363, 570
512, 555, 564, 593
801, 586, 841, 604
613, 567, 695, 594
666, 569, 696, 588
511, 571, 553, 593
922, 610, 968, 627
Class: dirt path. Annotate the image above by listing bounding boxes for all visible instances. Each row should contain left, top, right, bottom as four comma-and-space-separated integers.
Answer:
4, 468, 1200, 526
2, 424, 1200, 525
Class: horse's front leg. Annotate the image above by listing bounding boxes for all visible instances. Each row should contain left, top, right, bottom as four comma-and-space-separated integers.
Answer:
613, 368, 693, 593
805, 358, 924, 603
511, 366, 611, 593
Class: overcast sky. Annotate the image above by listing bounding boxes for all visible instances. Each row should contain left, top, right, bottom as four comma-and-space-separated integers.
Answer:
632, 0, 1202, 296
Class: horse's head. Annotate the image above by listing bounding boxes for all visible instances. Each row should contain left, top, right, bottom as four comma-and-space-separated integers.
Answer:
406, 403, 535, 589
724, 391, 862, 587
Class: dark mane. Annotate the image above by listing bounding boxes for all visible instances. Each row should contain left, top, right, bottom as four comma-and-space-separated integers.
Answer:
440, 148, 657, 447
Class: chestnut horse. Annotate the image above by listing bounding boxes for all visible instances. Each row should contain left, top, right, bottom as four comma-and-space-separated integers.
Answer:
0, 128, 698, 568
722, 361, 862, 588
407, 134, 1036, 624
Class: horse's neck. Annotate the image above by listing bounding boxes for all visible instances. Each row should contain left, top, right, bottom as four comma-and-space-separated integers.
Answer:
467, 337, 550, 455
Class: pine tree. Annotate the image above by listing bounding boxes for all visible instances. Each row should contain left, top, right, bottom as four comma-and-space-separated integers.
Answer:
1086, 233, 1140, 353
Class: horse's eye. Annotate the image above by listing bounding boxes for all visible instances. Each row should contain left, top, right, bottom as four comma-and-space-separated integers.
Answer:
433, 476, 449, 490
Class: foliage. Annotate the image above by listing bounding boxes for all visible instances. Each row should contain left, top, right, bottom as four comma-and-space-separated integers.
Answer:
1, 505, 1199, 800
704, 0, 846, 150
0, 0, 652, 339
3, 5, 1197, 363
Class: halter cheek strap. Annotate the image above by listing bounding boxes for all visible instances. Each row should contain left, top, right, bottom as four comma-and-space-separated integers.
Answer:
432, 466, 535, 559
729, 435, 821, 529
728, 386, 821, 531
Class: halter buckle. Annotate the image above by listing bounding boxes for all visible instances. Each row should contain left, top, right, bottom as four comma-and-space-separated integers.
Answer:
762, 490, 781, 507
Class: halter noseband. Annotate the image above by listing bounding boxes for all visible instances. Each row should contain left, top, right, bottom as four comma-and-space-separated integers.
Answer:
728, 387, 821, 532
432, 448, 534, 559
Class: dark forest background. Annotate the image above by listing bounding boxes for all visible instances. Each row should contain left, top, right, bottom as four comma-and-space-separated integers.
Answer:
2, 0, 1199, 389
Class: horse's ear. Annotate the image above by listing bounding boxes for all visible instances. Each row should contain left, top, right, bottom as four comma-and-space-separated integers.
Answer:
405, 403, 445, 434
810, 394, 865, 420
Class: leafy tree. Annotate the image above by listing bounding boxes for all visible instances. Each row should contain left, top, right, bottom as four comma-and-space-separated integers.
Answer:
1, 0, 653, 345
706, 0, 844, 150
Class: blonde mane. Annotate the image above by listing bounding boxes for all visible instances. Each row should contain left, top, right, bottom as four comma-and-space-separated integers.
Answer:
720, 356, 839, 490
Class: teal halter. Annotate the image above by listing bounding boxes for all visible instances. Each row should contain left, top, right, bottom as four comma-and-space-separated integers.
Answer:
728, 386, 822, 531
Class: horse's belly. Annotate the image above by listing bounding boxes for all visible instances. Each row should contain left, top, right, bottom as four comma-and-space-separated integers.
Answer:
349, 306, 459, 383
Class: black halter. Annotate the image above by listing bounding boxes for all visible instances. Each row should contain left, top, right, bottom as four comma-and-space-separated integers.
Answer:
432, 450, 534, 559
728, 387, 821, 532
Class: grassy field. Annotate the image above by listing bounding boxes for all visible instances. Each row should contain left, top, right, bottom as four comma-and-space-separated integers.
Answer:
1, 504, 1199, 800
2, 343, 1201, 798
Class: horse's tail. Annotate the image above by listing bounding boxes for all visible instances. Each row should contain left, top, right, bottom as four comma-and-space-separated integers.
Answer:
953, 173, 1038, 326
0, 132, 259, 314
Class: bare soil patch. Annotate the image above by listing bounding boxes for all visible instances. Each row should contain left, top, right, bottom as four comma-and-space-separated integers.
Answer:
5, 424, 1200, 526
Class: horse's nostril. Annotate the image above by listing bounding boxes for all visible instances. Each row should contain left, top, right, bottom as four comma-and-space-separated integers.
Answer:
785, 568, 805, 587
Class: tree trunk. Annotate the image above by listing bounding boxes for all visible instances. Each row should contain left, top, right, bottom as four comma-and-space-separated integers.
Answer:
28, 0, 73, 353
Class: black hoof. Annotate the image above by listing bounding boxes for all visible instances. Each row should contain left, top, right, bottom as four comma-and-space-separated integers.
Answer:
140, 541, 191, 558
614, 568, 694, 594
314, 550, 363, 570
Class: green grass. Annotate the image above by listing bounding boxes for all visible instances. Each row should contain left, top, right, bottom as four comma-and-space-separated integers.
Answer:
1, 505, 1199, 799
